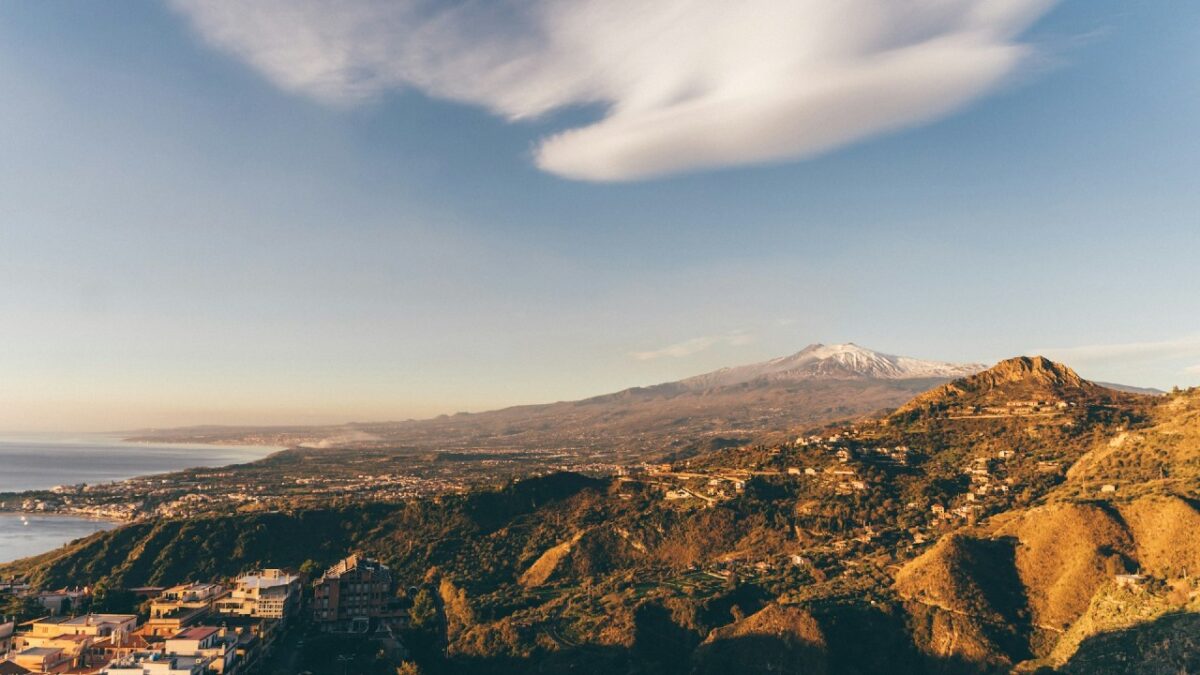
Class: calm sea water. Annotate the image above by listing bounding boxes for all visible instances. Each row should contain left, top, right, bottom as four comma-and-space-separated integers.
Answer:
0, 434, 280, 493
0, 434, 280, 563
0, 513, 118, 563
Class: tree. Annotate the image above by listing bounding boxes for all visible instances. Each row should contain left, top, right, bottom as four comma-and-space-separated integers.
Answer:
1, 593, 46, 621
409, 588, 438, 631
299, 559, 322, 578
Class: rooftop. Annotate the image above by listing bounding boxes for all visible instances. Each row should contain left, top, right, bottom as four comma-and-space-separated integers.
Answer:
171, 627, 219, 642
237, 573, 297, 590
16, 647, 62, 657
63, 614, 137, 626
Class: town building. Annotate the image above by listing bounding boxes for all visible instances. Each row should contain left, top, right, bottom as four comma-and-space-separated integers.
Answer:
164, 627, 235, 674
20, 614, 138, 645
35, 588, 89, 616
147, 585, 226, 637
313, 555, 394, 632
213, 570, 299, 620
103, 653, 207, 675
9, 646, 71, 673
0, 618, 13, 655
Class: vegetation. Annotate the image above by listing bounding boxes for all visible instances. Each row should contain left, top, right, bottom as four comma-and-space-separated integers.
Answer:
5, 360, 1199, 673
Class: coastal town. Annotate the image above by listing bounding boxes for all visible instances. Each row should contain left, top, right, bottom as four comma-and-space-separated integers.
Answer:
0, 555, 408, 674
0, 446, 626, 524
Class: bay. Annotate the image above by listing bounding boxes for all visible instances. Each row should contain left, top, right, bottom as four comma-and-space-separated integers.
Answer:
0, 434, 281, 563
0, 434, 280, 494
0, 513, 118, 564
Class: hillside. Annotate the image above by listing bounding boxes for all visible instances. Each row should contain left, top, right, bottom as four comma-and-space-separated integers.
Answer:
892, 387, 1200, 670
5, 358, 1193, 674
893, 356, 1133, 420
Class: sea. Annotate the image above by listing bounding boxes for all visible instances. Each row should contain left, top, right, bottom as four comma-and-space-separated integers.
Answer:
0, 434, 280, 564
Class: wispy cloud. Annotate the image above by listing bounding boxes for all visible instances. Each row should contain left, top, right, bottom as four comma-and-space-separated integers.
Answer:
1033, 336, 1200, 369
1185, 364, 1200, 376
633, 332, 753, 361
170, 0, 1057, 181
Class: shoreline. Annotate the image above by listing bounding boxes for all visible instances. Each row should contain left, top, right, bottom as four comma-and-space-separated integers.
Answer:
0, 511, 124, 525
0, 506, 132, 523
0, 435, 286, 494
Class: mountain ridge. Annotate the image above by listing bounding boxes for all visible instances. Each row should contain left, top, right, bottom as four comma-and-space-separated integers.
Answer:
125, 343, 983, 459
676, 343, 985, 390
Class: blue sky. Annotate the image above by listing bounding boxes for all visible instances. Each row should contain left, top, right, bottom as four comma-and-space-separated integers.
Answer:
1, 1, 1198, 430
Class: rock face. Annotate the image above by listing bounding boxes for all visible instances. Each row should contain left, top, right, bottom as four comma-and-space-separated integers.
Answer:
518, 530, 587, 588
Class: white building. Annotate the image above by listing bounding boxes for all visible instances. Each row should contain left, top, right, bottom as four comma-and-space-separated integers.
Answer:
165, 626, 236, 674
103, 653, 208, 675
214, 569, 300, 619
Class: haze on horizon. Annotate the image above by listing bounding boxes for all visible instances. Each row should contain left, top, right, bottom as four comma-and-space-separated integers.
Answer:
1, 0, 1198, 432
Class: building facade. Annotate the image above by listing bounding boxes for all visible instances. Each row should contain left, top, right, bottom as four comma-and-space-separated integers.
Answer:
312, 555, 394, 632
213, 570, 299, 620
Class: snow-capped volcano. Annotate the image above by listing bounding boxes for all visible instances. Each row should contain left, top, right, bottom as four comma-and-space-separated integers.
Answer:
678, 343, 984, 389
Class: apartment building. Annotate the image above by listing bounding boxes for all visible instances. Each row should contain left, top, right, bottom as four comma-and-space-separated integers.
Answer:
312, 555, 394, 632
213, 570, 299, 620
147, 585, 226, 637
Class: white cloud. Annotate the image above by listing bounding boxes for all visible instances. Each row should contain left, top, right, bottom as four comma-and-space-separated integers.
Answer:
1032, 336, 1200, 365
1185, 364, 1200, 376
170, 0, 1057, 181
633, 332, 753, 360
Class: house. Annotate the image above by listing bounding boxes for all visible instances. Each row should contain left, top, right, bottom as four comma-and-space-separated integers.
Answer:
0, 617, 14, 655
313, 555, 395, 633
9, 647, 70, 674
103, 653, 207, 675
147, 585, 226, 637
21, 613, 138, 645
213, 570, 300, 620
1115, 574, 1147, 589
164, 627, 236, 674
14, 631, 92, 666
35, 588, 89, 616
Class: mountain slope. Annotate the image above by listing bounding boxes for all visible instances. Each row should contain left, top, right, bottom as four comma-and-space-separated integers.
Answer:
893, 356, 1136, 420
129, 343, 982, 461
9, 358, 1193, 675
678, 343, 983, 389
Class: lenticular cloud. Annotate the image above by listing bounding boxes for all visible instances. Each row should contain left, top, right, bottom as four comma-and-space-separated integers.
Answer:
171, 0, 1057, 181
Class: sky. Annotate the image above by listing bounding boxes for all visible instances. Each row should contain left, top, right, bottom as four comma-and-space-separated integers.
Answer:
1, 0, 1198, 431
